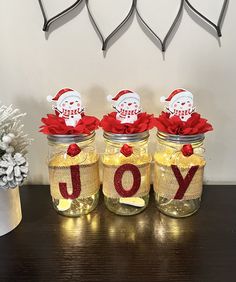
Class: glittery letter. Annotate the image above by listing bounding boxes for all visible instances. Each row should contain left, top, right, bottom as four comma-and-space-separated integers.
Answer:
171, 165, 199, 200
59, 165, 81, 199
114, 164, 141, 197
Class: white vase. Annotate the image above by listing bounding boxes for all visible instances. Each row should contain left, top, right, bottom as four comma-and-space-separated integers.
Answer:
0, 187, 22, 236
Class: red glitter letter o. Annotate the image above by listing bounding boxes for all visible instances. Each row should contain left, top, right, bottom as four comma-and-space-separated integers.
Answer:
114, 164, 141, 197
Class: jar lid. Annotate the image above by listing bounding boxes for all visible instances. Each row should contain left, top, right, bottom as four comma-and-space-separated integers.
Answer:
104, 131, 149, 142
47, 132, 95, 143
157, 131, 205, 144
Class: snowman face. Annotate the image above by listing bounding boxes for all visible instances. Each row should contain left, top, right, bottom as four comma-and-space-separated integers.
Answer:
117, 97, 140, 112
58, 96, 82, 111
170, 96, 193, 112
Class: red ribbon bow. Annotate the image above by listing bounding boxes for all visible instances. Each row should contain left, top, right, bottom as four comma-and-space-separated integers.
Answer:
120, 144, 133, 157
181, 144, 194, 157
67, 144, 81, 157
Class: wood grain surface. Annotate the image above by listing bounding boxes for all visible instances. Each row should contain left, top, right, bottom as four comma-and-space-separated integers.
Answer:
0, 185, 236, 282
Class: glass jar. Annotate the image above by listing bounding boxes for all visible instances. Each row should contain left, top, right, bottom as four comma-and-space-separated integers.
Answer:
102, 131, 151, 216
154, 132, 205, 218
47, 133, 100, 217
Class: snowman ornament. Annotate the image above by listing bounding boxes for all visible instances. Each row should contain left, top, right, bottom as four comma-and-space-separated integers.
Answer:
160, 89, 195, 121
107, 90, 141, 124
47, 88, 84, 127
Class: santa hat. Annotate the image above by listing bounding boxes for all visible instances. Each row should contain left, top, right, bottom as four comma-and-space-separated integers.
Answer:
47, 88, 81, 103
107, 90, 139, 103
160, 89, 193, 103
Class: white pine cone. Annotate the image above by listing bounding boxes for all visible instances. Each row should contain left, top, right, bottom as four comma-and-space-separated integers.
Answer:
0, 152, 28, 190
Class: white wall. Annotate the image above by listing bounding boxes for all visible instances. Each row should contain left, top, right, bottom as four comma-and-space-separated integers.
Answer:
0, 0, 235, 185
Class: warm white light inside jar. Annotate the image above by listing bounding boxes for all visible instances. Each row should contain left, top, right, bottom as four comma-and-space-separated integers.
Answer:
154, 132, 205, 218
102, 131, 151, 216
47, 133, 100, 217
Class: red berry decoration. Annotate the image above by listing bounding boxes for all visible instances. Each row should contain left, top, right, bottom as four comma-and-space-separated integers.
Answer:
120, 144, 133, 157
181, 144, 194, 157
67, 143, 81, 157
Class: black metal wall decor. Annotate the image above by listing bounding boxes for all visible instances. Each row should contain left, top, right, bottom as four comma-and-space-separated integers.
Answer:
136, 0, 184, 52
38, 0, 83, 32
185, 0, 228, 37
86, 0, 136, 51
38, 0, 229, 52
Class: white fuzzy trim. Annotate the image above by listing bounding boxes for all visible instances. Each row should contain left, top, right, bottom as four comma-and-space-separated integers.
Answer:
57, 91, 81, 104
116, 92, 140, 103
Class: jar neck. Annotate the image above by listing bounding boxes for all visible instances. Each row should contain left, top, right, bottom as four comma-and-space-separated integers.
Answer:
104, 131, 149, 144
47, 132, 95, 146
157, 131, 204, 145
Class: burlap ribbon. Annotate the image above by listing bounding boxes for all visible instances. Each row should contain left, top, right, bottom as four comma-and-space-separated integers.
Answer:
154, 162, 204, 200
153, 141, 205, 200
103, 163, 150, 198
49, 160, 100, 199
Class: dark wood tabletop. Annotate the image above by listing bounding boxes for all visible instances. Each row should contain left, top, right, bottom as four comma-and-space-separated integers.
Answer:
0, 185, 236, 282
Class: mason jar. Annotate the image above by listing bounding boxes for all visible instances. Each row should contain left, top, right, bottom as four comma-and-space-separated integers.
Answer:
47, 133, 100, 217
154, 132, 205, 218
102, 131, 151, 216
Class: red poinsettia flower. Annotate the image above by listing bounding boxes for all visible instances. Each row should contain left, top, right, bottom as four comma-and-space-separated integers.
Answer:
39, 114, 100, 135
154, 112, 213, 135
100, 112, 156, 134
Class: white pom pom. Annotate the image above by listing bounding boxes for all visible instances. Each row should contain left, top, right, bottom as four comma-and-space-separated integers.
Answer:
0, 143, 8, 150
6, 146, 14, 153
107, 95, 113, 102
160, 96, 166, 103
8, 133, 15, 139
47, 95, 53, 102
2, 135, 12, 144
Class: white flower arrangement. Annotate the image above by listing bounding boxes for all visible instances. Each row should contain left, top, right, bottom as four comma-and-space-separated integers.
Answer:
0, 103, 31, 189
